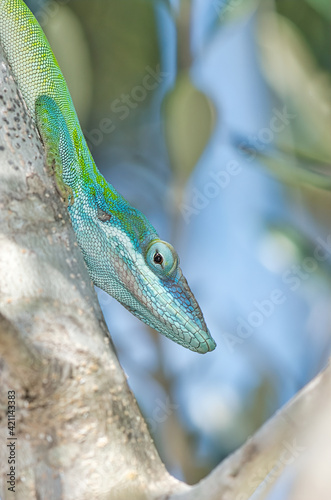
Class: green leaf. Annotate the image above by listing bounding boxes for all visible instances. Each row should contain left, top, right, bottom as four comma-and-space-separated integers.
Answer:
257, 12, 331, 166
304, 0, 331, 20
251, 149, 331, 190
163, 73, 216, 181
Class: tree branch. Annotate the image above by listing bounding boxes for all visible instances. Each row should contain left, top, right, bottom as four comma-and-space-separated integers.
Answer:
169, 361, 331, 499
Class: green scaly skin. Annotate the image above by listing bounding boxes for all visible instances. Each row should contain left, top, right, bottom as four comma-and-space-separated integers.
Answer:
0, 0, 216, 353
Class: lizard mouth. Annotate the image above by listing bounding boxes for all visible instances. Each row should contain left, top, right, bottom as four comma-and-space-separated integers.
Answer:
155, 272, 216, 353
123, 267, 217, 353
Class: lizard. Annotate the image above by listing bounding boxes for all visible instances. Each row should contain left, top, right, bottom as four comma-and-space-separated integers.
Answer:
0, 0, 216, 353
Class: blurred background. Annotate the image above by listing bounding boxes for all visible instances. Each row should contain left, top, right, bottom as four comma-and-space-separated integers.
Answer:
26, 0, 331, 495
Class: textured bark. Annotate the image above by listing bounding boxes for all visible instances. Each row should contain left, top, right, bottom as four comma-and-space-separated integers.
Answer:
1, 42, 331, 500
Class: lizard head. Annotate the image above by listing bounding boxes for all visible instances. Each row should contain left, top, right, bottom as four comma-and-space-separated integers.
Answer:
125, 236, 216, 353
71, 190, 216, 354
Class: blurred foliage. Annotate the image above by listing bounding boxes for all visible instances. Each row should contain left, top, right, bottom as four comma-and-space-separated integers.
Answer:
163, 1, 217, 183
306, 0, 331, 20
255, 1, 331, 233
241, 149, 331, 190
164, 74, 216, 183
257, 10, 331, 166
212, 0, 260, 26
276, 0, 331, 69
40, 0, 160, 127
42, 3, 93, 126
68, 0, 159, 125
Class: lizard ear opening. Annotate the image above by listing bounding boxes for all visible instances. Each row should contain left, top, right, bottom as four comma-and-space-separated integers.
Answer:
145, 240, 178, 277
97, 207, 112, 222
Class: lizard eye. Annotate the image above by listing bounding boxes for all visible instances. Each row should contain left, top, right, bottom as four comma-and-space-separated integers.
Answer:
153, 252, 163, 265
146, 240, 178, 276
